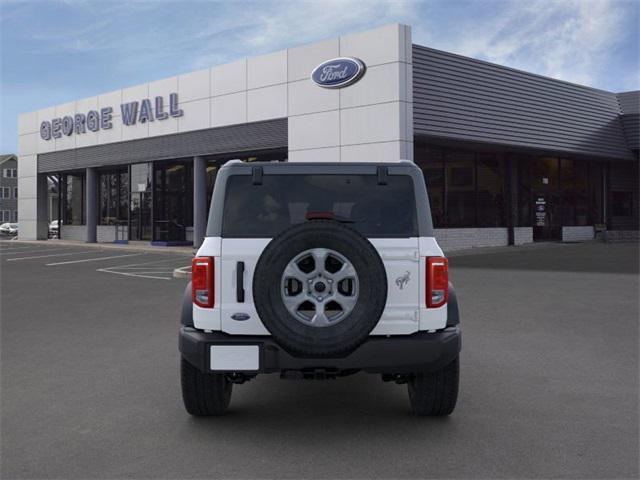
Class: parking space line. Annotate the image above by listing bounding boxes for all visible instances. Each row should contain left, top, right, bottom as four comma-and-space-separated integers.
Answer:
97, 256, 189, 280
111, 265, 178, 270
7, 250, 99, 262
97, 269, 172, 280
47, 253, 142, 266
1, 248, 72, 256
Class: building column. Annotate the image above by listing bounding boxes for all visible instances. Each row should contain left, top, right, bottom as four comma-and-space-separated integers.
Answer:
85, 167, 97, 243
36, 174, 49, 239
193, 156, 207, 248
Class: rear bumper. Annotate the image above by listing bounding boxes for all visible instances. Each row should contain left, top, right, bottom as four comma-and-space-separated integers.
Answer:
179, 326, 461, 374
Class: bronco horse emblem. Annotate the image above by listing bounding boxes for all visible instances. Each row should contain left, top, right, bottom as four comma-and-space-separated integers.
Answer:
395, 270, 411, 290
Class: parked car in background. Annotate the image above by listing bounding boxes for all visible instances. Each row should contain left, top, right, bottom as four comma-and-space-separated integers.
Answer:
49, 220, 60, 238
0, 223, 18, 236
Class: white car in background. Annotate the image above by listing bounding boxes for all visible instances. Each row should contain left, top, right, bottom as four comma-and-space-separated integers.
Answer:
0, 223, 18, 236
49, 220, 60, 238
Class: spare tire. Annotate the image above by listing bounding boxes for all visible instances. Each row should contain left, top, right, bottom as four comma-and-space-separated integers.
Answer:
253, 220, 387, 357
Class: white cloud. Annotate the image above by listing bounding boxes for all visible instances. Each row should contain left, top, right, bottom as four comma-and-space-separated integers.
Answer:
188, 0, 418, 69
414, 0, 635, 89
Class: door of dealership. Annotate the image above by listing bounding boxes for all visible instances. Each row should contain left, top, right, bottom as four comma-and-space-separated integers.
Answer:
532, 157, 561, 241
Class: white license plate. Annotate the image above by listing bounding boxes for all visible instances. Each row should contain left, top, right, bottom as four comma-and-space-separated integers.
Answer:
210, 345, 260, 371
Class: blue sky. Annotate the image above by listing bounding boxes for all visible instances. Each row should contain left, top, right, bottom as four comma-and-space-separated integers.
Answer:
1, 0, 638, 153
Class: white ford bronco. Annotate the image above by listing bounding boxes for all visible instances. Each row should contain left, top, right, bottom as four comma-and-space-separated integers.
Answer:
180, 161, 461, 416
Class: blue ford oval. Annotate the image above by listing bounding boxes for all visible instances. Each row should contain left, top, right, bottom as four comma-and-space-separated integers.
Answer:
311, 57, 366, 89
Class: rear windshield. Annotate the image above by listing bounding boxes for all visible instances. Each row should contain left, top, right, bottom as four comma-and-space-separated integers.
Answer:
222, 174, 417, 238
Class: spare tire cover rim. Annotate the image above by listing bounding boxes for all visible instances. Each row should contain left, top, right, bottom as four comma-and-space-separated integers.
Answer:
280, 248, 359, 328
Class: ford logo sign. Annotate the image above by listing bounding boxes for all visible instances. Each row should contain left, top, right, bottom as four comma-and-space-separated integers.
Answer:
231, 313, 250, 321
311, 57, 366, 89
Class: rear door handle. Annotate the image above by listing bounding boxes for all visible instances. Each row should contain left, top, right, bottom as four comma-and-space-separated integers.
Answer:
236, 261, 245, 302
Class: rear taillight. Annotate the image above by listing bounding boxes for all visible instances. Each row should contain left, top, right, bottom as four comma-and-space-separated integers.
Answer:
192, 257, 214, 308
426, 257, 448, 308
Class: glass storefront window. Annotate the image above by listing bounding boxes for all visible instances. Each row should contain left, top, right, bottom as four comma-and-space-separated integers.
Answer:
589, 162, 603, 224
98, 169, 128, 225
608, 162, 639, 230
612, 192, 633, 217
477, 154, 505, 227
130, 163, 153, 241
130, 163, 152, 194
517, 157, 532, 227
560, 158, 576, 225
414, 144, 444, 228
574, 161, 589, 226
414, 141, 610, 236
62, 173, 85, 225
414, 144, 507, 229
531, 157, 561, 239
154, 161, 192, 242
446, 151, 476, 228
119, 171, 129, 221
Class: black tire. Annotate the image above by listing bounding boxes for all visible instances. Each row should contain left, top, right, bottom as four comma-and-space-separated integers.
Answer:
253, 220, 387, 358
407, 357, 459, 416
181, 358, 232, 416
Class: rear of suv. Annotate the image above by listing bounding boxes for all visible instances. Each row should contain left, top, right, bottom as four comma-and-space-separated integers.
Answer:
179, 161, 461, 416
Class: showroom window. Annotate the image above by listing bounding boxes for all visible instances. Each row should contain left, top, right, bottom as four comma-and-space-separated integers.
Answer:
477, 154, 505, 227
513, 156, 606, 229
516, 157, 532, 227
608, 162, 639, 229
588, 162, 604, 225
98, 169, 128, 225
446, 151, 476, 227
414, 144, 444, 227
62, 173, 85, 225
612, 192, 633, 217
154, 161, 192, 242
414, 143, 506, 229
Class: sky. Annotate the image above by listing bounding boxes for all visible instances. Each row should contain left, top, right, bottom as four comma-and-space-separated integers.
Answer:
1, 0, 638, 153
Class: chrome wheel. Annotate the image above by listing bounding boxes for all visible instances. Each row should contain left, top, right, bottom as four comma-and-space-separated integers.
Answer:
281, 248, 359, 327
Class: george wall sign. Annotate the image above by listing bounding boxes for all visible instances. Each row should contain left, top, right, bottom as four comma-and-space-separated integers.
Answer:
311, 57, 366, 89
40, 93, 184, 140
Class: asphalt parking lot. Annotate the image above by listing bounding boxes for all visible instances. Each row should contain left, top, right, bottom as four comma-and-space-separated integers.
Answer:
1, 240, 638, 479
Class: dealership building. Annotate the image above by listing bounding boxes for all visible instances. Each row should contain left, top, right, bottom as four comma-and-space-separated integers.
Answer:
17, 24, 639, 249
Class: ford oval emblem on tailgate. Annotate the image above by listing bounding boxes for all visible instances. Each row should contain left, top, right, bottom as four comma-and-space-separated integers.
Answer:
311, 57, 366, 89
231, 313, 250, 321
